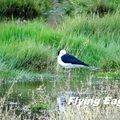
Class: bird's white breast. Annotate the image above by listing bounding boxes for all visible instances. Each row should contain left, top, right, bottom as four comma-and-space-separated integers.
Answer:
57, 56, 70, 68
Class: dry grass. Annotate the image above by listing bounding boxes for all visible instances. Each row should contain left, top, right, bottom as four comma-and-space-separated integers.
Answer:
0, 76, 120, 120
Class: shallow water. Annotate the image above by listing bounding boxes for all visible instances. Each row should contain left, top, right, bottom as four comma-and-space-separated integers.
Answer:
0, 71, 119, 112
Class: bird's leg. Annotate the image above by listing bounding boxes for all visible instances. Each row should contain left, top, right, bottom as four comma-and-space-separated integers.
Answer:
67, 68, 71, 91
68, 68, 70, 81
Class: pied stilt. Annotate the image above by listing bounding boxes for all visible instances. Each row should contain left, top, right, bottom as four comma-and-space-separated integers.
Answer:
57, 49, 89, 90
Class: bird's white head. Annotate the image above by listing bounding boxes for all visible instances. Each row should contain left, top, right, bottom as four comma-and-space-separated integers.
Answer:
58, 49, 66, 57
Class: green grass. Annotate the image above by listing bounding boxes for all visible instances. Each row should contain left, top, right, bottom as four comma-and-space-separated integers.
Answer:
71, 0, 120, 15
1, 0, 120, 20
61, 13, 120, 69
0, 0, 52, 19
0, 12, 120, 79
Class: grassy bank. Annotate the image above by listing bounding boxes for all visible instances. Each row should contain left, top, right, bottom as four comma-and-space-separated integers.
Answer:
0, 0, 52, 19
0, 0, 120, 19
0, 13, 120, 76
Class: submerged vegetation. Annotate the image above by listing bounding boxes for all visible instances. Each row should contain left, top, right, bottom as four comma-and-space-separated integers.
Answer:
1, 77, 120, 119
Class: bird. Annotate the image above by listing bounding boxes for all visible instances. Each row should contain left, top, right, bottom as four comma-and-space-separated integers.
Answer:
57, 49, 89, 90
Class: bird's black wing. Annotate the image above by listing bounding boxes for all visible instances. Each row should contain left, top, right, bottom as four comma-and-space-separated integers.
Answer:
61, 54, 89, 66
